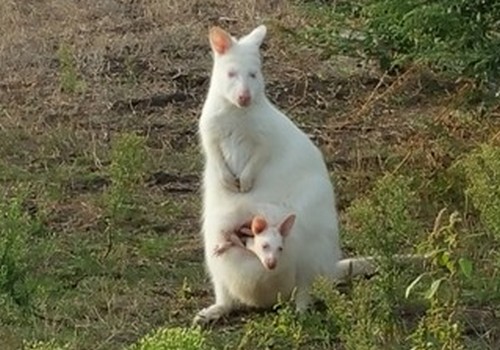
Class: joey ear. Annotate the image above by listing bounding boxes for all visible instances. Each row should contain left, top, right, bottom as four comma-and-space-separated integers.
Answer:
209, 26, 233, 55
251, 215, 267, 235
279, 214, 296, 237
239, 25, 267, 48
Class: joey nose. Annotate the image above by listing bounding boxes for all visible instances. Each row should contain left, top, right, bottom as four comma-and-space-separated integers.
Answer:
237, 92, 251, 107
265, 258, 277, 270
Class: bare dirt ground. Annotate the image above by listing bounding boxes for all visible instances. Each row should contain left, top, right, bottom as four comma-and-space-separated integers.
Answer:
1, 0, 499, 349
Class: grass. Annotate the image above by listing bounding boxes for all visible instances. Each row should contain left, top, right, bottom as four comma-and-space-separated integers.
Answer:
0, 0, 499, 349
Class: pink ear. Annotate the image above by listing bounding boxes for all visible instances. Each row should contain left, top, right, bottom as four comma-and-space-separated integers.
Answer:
252, 216, 267, 235
279, 214, 296, 237
209, 27, 233, 55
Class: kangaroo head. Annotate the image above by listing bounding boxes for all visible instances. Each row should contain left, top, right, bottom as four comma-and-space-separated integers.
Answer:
246, 213, 296, 270
208, 25, 267, 109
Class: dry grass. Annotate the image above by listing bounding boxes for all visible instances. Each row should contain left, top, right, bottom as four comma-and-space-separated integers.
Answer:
0, 0, 499, 349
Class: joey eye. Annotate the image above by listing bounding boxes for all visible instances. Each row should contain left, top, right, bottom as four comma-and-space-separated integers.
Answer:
262, 243, 269, 250
249, 72, 257, 79
228, 70, 237, 78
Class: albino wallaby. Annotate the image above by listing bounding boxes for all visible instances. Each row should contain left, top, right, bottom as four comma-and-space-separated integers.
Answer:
196, 24, 365, 325
213, 210, 296, 271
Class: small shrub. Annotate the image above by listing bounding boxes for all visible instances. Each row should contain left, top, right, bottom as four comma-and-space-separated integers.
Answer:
326, 174, 424, 347
313, 277, 398, 350
457, 143, 500, 305
461, 143, 500, 238
407, 210, 467, 349
237, 299, 306, 349
0, 189, 42, 311
297, 0, 500, 84
57, 43, 85, 94
106, 133, 148, 223
344, 174, 420, 264
24, 340, 69, 350
129, 326, 206, 350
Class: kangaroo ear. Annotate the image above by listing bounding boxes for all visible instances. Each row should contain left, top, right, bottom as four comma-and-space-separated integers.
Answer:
209, 26, 233, 55
251, 215, 267, 235
279, 213, 296, 237
239, 25, 267, 48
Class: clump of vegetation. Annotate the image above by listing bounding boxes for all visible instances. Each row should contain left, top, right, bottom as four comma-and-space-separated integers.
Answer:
345, 174, 420, 256
106, 133, 149, 224
458, 143, 500, 304
0, 188, 44, 314
344, 174, 421, 312
57, 43, 85, 94
461, 143, 500, 238
23, 340, 69, 350
237, 300, 308, 349
407, 209, 467, 350
129, 326, 207, 350
316, 175, 422, 348
298, 0, 500, 84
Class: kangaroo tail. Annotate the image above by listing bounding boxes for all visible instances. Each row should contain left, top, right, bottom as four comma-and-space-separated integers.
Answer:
333, 257, 377, 280
333, 253, 431, 281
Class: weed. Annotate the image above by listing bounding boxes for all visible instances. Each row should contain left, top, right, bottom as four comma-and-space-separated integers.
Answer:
0, 187, 43, 313
344, 174, 421, 265
314, 277, 401, 349
57, 43, 85, 94
23, 340, 70, 350
237, 299, 305, 349
461, 144, 500, 238
407, 209, 466, 349
124, 54, 139, 86
129, 326, 207, 350
106, 133, 149, 224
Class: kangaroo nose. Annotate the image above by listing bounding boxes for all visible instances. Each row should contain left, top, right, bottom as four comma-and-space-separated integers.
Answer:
265, 258, 277, 270
237, 92, 251, 107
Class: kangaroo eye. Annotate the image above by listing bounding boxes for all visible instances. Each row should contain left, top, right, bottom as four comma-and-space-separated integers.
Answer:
228, 70, 237, 78
262, 243, 269, 250
249, 72, 257, 79
278, 247, 283, 252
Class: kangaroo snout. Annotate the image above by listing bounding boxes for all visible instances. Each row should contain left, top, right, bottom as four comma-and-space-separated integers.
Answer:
237, 91, 251, 107
264, 257, 277, 270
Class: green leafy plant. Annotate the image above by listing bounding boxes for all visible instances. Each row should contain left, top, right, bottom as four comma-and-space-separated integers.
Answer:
313, 277, 397, 350
57, 43, 85, 94
406, 211, 466, 349
344, 173, 421, 298
0, 189, 42, 311
324, 174, 423, 348
237, 298, 306, 350
297, 0, 500, 84
106, 133, 148, 223
129, 326, 207, 350
457, 143, 500, 303
23, 340, 69, 350
461, 143, 500, 238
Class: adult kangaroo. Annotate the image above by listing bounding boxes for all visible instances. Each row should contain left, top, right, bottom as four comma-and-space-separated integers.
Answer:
194, 25, 348, 325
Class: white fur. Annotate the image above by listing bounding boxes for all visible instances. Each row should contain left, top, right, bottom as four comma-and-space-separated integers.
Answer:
195, 25, 343, 324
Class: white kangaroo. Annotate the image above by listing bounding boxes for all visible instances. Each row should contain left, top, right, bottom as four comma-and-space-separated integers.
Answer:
195, 25, 372, 325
